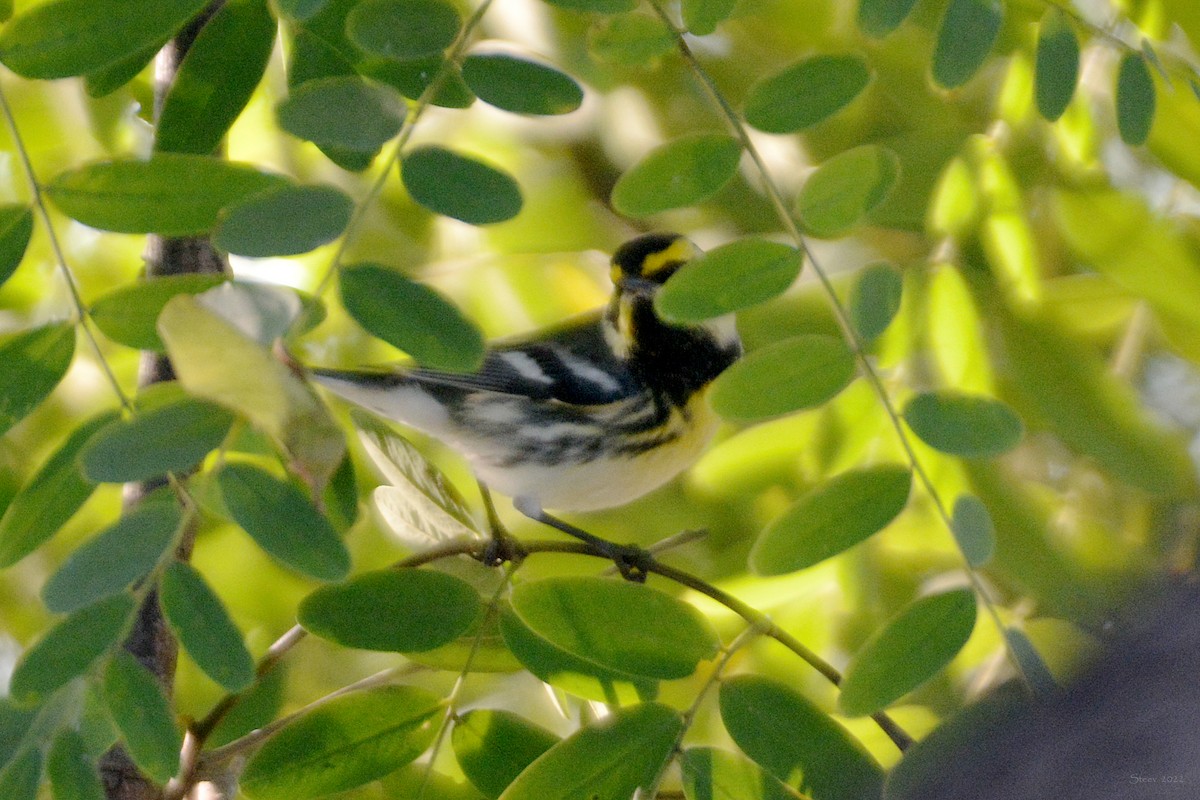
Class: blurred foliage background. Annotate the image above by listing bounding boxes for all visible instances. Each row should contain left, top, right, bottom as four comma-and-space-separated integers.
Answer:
4, 0, 1200, 796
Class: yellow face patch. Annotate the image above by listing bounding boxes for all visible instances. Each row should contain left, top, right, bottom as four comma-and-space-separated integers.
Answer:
641, 237, 699, 278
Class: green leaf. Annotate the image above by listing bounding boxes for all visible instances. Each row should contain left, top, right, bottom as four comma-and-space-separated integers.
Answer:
155, 0, 276, 154
46, 155, 288, 236
346, 0, 460, 60
611, 133, 742, 217
214, 184, 353, 257
0, 0, 208, 79
1116, 53, 1156, 146
0, 749, 40, 800
542, 0, 635, 11
710, 335, 857, 421
750, 465, 912, 576
462, 53, 583, 116
932, 0, 1003, 89
587, 12, 675, 66
207, 664, 287, 748
0, 205, 33, 288
679, 747, 795, 800
401, 145, 523, 224
508, 577, 718, 680
83, 40, 162, 97
48, 729, 105, 800
796, 145, 899, 238
1034, 8, 1079, 122
9, 593, 135, 705
79, 399, 234, 483
838, 589, 977, 717
498, 607, 655, 705
41, 502, 182, 614
1003, 627, 1057, 695
158, 295, 346, 489
103, 651, 182, 784
277, 76, 406, 152
299, 569, 481, 652
0, 698, 37, 768
656, 238, 801, 322
0, 411, 117, 568
744, 55, 871, 134
0, 323, 75, 437
849, 262, 902, 342
719, 675, 883, 800
160, 561, 255, 692
217, 464, 350, 581
452, 710, 559, 798
353, 410, 481, 547
498, 704, 682, 800
361, 55, 476, 108
682, 0, 737, 35
950, 494, 995, 568
340, 262, 486, 371
91, 274, 227, 351
857, 0, 920, 37
277, 0, 329, 20
903, 391, 1024, 458
241, 686, 440, 800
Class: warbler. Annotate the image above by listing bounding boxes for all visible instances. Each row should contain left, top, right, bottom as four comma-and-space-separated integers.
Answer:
312, 233, 741, 562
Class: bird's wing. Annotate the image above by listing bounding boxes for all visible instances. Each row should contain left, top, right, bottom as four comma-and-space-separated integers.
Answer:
406, 313, 638, 405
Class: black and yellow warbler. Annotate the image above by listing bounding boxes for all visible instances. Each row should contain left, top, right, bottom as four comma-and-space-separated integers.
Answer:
313, 233, 741, 570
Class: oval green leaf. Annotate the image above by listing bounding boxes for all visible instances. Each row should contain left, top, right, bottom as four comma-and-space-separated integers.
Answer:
744, 54, 870, 134
452, 710, 559, 798
951, 494, 995, 568
656, 238, 801, 322
680, 747, 795, 800
903, 390, 1023, 458
462, 53, 583, 116
1116, 52, 1156, 146
91, 274, 227, 351
750, 465, 912, 576
682, 0, 737, 35
508, 577, 718, 680
0, 410, 117, 568
1004, 627, 1057, 695
241, 686, 440, 800
41, 502, 182, 614
84, 39, 163, 98
710, 334, 857, 422
278, 76, 406, 152
214, 184, 353, 257
0, 322, 75, 437
299, 569, 481, 652
0, 205, 33, 289
932, 0, 1003, 89
796, 144, 900, 238
1034, 9, 1079, 122
498, 607, 655, 705
48, 729, 105, 800
104, 650, 182, 784
838, 588, 977, 716
79, 399, 235, 483
401, 145, 523, 224
0, 749, 40, 800
858, 0, 920, 37
155, 0, 276, 154
340, 262, 485, 372
361, 54, 476, 108
346, 0, 460, 60
498, 703, 682, 800
46, 154, 288, 236
159, 297, 346, 489
217, 463, 350, 581
9, 593, 135, 705
587, 12, 675, 66
0, 0, 209, 79
719, 675, 884, 800
849, 261, 903, 342
612, 133, 742, 217
160, 561, 255, 692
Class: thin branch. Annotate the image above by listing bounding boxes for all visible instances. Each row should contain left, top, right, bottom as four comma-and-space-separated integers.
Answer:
645, 0, 1027, 694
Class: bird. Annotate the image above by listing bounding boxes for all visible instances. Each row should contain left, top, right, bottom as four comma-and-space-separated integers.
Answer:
311, 232, 742, 576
